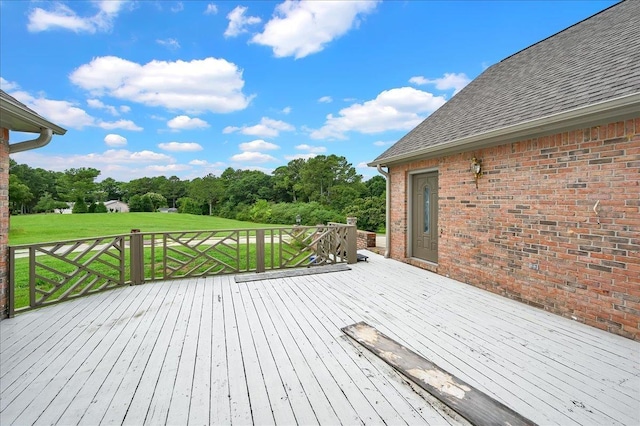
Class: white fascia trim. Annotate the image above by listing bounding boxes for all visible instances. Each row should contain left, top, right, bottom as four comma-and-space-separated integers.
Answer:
0, 97, 67, 136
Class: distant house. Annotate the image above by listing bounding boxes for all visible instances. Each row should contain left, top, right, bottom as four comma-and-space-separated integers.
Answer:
158, 207, 178, 213
369, 1, 640, 340
105, 200, 129, 213
0, 90, 66, 319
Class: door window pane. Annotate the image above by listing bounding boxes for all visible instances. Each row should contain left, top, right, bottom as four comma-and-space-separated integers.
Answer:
424, 187, 430, 233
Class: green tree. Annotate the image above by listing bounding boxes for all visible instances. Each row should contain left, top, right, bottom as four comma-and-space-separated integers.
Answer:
272, 158, 304, 202
365, 175, 386, 198
128, 195, 144, 212
343, 196, 386, 232
144, 192, 167, 211
188, 174, 224, 216
98, 177, 125, 201
9, 174, 34, 214
141, 194, 154, 212
219, 168, 273, 217
299, 155, 361, 204
177, 197, 204, 215
61, 168, 100, 203
160, 175, 187, 208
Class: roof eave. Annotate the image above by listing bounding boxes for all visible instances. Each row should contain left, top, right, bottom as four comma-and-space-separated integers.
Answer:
368, 92, 640, 167
0, 97, 67, 135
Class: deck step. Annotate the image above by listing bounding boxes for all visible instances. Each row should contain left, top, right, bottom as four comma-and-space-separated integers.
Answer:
342, 322, 537, 426
234, 263, 351, 283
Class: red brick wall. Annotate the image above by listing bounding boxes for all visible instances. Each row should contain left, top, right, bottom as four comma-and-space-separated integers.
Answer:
389, 117, 640, 340
357, 230, 376, 249
0, 128, 9, 319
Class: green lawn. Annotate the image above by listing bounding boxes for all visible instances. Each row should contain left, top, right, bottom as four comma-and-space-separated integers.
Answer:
9, 213, 277, 245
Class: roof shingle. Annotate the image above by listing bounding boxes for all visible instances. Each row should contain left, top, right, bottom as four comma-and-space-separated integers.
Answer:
373, 0, 640, 165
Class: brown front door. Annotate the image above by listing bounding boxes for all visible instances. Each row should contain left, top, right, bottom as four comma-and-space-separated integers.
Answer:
412, 172, 438, 262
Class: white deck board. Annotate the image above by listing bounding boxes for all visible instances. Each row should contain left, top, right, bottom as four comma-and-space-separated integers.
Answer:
1, 250, 638, 426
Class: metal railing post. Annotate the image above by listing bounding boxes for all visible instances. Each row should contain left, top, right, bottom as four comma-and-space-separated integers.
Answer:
347, 225, 357, 264
130, 230, 144, 284
256, 229, 265, 273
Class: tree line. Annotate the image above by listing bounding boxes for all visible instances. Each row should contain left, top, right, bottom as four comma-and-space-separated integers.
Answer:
8, 155, 386, 231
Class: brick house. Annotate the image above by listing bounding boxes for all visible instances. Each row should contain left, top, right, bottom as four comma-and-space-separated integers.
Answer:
369, 1, 640, 339
0, 90, 66, 319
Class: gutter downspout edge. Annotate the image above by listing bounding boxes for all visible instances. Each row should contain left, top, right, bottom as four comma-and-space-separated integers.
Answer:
9, 128, 53, 154
376, 164, 390, 258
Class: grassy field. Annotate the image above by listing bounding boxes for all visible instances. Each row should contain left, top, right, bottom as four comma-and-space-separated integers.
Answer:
9, 213, 277, 245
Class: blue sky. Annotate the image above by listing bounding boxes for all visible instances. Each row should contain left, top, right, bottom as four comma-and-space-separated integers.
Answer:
1, 0, 615, 182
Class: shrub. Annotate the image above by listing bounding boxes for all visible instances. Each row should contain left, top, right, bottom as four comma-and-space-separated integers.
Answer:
94, 202, 108, 213
343, 196, 385, 232
72, 197, 88, 214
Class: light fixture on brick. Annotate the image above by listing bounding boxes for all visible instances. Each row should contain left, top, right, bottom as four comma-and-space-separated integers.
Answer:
471, 156, 482, 188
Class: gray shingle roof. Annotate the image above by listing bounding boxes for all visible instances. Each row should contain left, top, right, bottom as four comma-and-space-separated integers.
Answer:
372, 0, 640, 165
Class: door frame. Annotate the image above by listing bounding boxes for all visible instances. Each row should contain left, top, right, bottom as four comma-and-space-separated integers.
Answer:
407, 167, 439, 262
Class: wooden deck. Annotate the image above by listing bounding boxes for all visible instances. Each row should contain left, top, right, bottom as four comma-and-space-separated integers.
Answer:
1, 250, 638, 425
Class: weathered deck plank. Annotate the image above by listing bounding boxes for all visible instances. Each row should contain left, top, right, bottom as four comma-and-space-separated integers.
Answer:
0, 250, 637, 426
289, 274, 461, 425
1, 282, 153, 424
237, 279, 298, 424
70, 280, 174, 425
188, 277, 214, 426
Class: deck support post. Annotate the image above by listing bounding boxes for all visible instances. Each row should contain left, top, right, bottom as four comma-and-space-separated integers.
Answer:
256, 229, 265, 273
347, 225, 357, 264
130, 230, 144, 285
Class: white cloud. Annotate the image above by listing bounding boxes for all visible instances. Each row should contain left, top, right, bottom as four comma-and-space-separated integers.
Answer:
223, 117, 294, 137
204, 4, 218, 15
104, 134, 127, 147
295, 144, 326, 153
409, 73, 471, 95
10, 149, 191, 180
356, 162, 372, 169
171, 2, 184, 13
408, 76, 428, 85
70, 56, 253, 114
0, 77, 19, 91
222, 126, 240, 134
98, 119, 143, 131
157, 38, 181, 49
27, 1, 128, 33
87, 98, 119, 115
10, 90, 95, 129
189, 159, 209, 166
224, 6, 261, 38
284, 153, 317, 161
252, 1, 378, 59
239, 140, 280, 151
120, 105, 131, 113
9, 89, 143, 131
13, 149, 172, 169
167, 115, 210, 130
281, 106, 292, 115
146, 164, 191, 173
230, 151, 277, 163
318, 96, 333, 103
310, 86, 446, 140
158, 142, 203, 152
373, 140, 393, 147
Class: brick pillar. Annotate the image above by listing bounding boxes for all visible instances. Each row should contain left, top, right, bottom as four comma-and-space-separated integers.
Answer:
0, 128, 9, 319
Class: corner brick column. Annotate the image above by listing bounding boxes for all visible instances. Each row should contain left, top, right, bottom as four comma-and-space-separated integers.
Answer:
0, 128, 9, 319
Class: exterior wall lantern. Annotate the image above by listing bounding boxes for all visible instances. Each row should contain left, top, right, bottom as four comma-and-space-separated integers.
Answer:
471, 156, 482, 188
